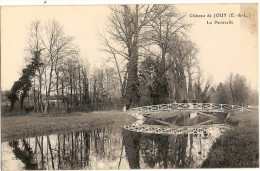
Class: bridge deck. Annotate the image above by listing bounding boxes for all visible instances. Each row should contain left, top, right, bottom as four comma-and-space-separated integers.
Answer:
126, 103, 244, 115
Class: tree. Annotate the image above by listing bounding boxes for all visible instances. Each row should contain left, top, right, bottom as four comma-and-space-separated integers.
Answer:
26, 20, 45, 113
209, 73, 252, 106
183, 42, 199, 101
228, 73, 249, 106
105, 5, 168, 109
247, 89, 259, 106
40, 20, 76, 114
193, 70, 211, 103
139, 56, 157, 105
215, 83, 232, 104
7, 50, 43, 111
99, 34, 125, 98
81, 61, 90, 105
168, 37, 191, 102
143, 5, 190, 103
208, 87, 217, 103
7, 81, 20, 111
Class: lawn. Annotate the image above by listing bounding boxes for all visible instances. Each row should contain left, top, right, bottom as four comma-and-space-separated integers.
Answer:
201, 109, 259, 168
1, 110, 136, 142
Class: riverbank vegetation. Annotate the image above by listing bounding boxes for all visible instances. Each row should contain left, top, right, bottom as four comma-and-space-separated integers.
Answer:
1, 111, 136, 142
202, 109, 259, 168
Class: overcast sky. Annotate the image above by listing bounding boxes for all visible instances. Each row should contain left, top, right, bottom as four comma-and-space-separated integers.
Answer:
1, 4, 258, 91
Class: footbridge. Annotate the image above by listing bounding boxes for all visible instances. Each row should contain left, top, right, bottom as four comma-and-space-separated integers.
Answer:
126, 103, 246, 115
123, 103, 247, 135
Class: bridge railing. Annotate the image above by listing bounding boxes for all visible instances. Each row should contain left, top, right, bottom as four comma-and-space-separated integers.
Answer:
126, 103, 244, 113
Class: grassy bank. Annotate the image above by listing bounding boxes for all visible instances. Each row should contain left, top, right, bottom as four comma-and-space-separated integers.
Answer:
202, 109, 259, 168
1, 111, 136, 142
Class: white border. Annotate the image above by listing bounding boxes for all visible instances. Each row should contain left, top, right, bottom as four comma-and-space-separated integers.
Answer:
0, 0, 259, 6
0, 1, 259, 171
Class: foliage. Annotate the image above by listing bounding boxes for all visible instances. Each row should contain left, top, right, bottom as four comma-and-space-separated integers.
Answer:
7, 51, 43, 111
208, 73, 253, 106
229, 74, 249, 106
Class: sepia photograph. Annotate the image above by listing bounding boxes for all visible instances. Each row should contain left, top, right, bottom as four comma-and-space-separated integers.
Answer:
1, 1, 259, 170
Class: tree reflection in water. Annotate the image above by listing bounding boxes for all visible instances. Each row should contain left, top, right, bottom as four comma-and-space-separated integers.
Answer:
9, 140, 38, 170
6, 125, 224, 170
122, 129, 141, 169
122, 127, 222, 169
7, 126, 123, 170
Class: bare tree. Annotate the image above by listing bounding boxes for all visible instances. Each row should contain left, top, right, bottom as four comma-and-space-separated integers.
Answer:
139, 5, 191, 104
99, 34, 124, 97
40, 20, 76, 114
26, 20, 45, 112
193, 68, 211, 103
105, 5, 168, 109
145, 5, 190, 71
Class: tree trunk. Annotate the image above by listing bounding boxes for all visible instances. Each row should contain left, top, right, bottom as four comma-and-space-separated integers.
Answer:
10, 99, 15, 112
124, 49, 140, 109
33, 78, 36, 112
70, 71, 73, 111
44, 62, 54, 114
179, 68, 188, 101
123, 6, 141, 110
156, 50, 169, 104
39, 70, 43, 113
61, 79, 64, 104
229, 75, 235, 104
187, 69, 193, 101
79, 66, 82, 104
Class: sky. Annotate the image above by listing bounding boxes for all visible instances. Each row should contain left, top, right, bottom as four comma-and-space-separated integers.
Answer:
1, 4, 258, 91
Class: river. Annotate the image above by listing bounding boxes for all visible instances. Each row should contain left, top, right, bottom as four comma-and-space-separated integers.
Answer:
1, 112, 229, 170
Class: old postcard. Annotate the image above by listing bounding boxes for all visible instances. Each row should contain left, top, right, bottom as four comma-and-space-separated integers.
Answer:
1, 2, 259, 170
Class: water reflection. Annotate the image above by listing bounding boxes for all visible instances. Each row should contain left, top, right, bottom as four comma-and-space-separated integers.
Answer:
8, 140, 38, 170
2, 123, 228, 170
144, 112, 227, 126
122, 126, 225, 169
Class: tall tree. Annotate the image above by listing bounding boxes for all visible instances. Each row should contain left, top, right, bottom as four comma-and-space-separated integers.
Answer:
41, 20, 76, 114
183, 41, 199, 101
168, 37, 191, 102
7, 50, 43, 111
105, 5, 167, 109
26, 20, 45, 113
144, 5, 190, 103
228, 73, 249, 106
215, 83, 232, 104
